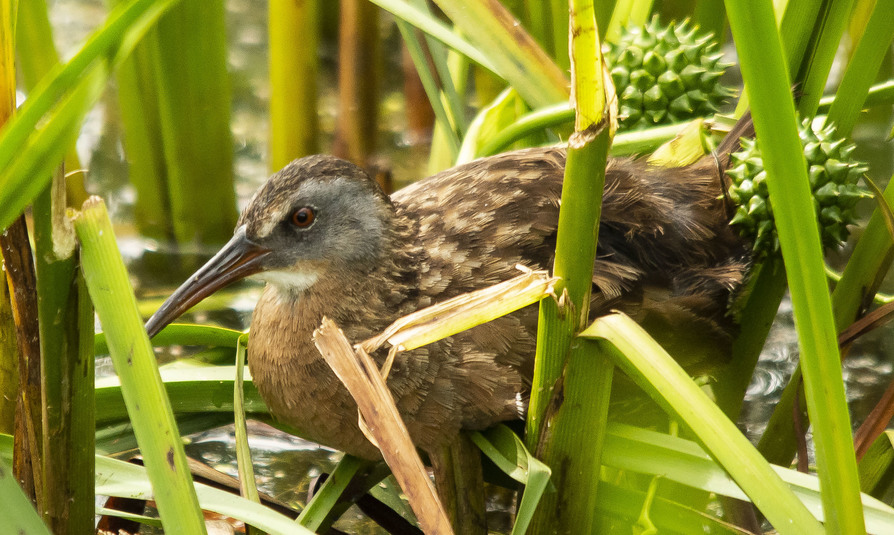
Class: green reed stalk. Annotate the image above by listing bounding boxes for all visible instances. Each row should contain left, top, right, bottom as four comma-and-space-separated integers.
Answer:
233, 335, 259, 505
269, 0, 320, 171
526, 1, 614, 531
151, 0, 237, 244
726, 0, 865, 531
115, 39, 170, 240
113, 0, 237, 244
33, 172, 94, 535
756, 0, 892, 470
75, 197, 206, 535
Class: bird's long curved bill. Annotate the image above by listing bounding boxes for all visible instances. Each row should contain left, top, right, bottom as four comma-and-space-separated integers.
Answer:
145, 227, 271, 338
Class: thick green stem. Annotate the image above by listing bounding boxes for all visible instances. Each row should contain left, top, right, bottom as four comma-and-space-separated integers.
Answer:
269, 0, 320, 170
34, 173, 94, 535
726, 0, 865, 531
114, 0, 238, 245
526, 1, 614, 531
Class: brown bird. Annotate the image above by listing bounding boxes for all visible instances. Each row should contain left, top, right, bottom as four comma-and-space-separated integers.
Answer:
146, 122, 752, 460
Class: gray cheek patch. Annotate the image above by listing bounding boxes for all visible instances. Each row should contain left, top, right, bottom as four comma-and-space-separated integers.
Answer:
326, 209, 386, 263
299, 176, 389, 264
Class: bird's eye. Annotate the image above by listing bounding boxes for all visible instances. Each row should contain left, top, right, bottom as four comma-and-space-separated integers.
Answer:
290, 207, 316, 228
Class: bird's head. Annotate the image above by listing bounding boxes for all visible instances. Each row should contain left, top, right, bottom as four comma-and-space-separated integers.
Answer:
145, 155, 394, 337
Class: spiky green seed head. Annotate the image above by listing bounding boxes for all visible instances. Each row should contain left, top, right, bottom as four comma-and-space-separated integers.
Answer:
605, 17, 734, 130
726, 118, 870, 256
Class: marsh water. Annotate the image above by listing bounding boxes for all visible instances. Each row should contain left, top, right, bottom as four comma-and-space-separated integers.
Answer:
39, 0, 894, 532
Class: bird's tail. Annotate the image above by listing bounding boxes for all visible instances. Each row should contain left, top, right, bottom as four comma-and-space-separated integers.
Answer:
713, 112, 755, 210
715, 111, 755, 166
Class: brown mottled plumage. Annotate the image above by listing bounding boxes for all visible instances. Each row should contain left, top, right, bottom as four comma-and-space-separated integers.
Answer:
146, 125, 752, 460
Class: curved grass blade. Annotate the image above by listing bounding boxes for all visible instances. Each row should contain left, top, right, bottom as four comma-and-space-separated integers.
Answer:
95, 413, 234, 456
470, 426, 550, 535
478, 103, 688, 158
371, 0, 568, 108
603, 423, 894, 533
579, 312, 823, 533
96, 323, 242, 355
94, 365, 268, 426
409, 0, 468, 135
0, 65, 105, 230
597, 479, 749, 534
366, 0, 495, 72
396, 18, 462, 156
475, 79, 894, 161
95, 455, 312, 535
95, 508, 163, 529
296, 455, 367, 531
430, 0, 568, 107
456, 87, 523, 164
0, 433, 310, 534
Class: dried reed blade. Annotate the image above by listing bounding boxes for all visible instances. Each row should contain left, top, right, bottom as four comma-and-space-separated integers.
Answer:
313, 317, 453, 535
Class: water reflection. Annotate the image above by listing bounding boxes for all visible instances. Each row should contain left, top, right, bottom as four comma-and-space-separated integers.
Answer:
184, 422, 396, 534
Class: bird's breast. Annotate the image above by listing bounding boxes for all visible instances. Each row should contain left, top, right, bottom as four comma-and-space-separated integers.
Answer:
247, 284, 383, 459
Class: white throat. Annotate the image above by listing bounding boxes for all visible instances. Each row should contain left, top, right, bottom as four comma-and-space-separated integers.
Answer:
252, 269, 320, 294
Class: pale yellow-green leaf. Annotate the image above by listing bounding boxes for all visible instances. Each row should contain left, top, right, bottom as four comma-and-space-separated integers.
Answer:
648, 119, 707, 167
361, 269, 556, 353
